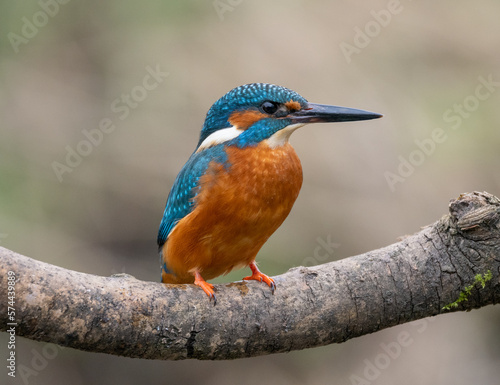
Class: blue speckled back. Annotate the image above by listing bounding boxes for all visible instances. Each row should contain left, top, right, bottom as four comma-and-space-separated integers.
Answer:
157, 144, 229, 247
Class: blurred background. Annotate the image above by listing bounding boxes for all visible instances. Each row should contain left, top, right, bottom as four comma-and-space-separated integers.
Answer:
1, 0, 500, 384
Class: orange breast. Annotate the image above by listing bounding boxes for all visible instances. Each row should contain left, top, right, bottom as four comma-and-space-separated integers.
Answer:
162, 141, 303, 283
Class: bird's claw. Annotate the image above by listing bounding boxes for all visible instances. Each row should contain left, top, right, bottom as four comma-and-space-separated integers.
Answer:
243, 271, 276, 294
194, 272, 217, 305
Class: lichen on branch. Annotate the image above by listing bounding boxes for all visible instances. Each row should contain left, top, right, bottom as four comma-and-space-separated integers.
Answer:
0, 191, 499, 360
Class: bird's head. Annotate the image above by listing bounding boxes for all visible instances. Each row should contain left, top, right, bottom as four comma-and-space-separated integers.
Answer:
197, 83, 382, 150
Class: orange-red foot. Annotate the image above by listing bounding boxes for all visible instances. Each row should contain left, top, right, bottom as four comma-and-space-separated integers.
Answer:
194, 271, 216, 305
243, 262, 276, 294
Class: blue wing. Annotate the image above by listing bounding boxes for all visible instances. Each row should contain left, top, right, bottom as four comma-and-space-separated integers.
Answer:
157, 144, 229, 249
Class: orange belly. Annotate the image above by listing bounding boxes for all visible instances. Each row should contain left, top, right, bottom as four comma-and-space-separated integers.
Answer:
161, 141, 303, 283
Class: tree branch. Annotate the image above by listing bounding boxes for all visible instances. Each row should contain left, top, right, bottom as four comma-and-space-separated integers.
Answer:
1, 191, 499, 360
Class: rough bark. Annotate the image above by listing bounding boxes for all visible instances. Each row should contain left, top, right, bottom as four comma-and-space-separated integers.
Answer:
1, 191, 499, 360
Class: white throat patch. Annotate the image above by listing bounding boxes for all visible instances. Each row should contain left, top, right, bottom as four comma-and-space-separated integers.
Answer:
266, 123, 306, 148
196, 123, 306, 151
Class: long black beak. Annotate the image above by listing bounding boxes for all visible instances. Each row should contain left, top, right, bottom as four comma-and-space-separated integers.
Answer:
289, 103, 383, 124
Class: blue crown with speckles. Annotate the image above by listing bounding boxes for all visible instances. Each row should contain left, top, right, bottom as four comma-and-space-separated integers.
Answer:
198, 83, 308, 147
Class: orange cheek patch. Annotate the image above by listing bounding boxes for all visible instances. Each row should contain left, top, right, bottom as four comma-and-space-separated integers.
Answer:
228, 110, 266, 129
285, 100, 302, 112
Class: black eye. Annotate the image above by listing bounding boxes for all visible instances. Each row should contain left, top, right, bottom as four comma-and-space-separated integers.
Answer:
261, 101, 279, 114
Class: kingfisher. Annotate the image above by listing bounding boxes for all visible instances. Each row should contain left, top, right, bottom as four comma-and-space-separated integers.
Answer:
158, 83, 382, 304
